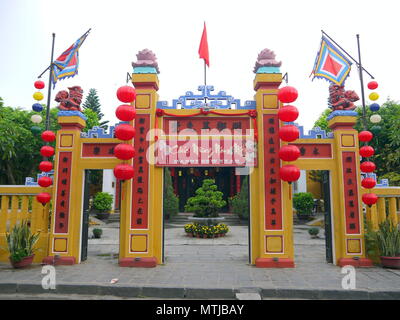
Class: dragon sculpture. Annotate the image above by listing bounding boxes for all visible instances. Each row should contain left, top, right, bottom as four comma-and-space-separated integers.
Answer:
55, 86, 84, 111
328, 84, 359, 111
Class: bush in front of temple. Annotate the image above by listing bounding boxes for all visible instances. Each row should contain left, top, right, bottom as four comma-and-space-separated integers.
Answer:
293, 192, 314, 220
184, 179, 226, 218
229, 176, 249, 220
163, 168, 179, 219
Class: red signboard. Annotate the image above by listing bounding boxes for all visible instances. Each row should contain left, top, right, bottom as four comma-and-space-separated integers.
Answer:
82, 143, 118, 157
263, 114, 282, 230
290, 143, 332, 158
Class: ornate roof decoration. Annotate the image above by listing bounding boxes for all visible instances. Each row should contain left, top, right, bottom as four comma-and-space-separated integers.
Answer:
80, 122, 128, 138
254, 48, 282, 73
132, 49, 159, 73
157, 85, 256, 110
25, 171, 54, 186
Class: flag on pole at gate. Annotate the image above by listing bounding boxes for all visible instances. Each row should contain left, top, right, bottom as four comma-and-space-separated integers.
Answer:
198, 22, 209, 67
311, 35, 352, 86
51, 29, 90, 88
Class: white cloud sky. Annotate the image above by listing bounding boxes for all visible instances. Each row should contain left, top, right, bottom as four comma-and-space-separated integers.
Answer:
0, 0, 399, 131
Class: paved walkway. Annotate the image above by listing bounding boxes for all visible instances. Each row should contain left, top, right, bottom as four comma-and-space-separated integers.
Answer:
0, 222, 399, 299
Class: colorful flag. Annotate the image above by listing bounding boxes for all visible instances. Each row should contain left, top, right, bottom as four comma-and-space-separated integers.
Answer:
311, 36, 352, 86
198, 22, 209, 67
51, 30, 90, 87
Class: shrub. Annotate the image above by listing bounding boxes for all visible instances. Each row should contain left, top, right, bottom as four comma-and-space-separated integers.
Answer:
293, 192, 314, 217
92, 228, 103, 239
374, 220, 400, 257
308, 227, 320, 237
184, 179, 226, 217
163, 168, 179, 218
93, 192, 113, 212
5, 220, 40, 262
230, 176, 249, 220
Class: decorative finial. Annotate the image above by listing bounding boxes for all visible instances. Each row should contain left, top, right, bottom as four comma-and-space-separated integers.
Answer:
132, 49, 159, 73
254, 48, 282, 73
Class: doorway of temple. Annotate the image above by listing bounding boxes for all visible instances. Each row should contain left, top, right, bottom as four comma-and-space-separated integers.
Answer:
169, 167, 243, 213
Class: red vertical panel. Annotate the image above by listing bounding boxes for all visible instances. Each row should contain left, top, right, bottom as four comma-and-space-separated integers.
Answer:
131, 114, 150, 229
342, 152, 360, 234
263, 115, 282, 230
54, 151, 72, 233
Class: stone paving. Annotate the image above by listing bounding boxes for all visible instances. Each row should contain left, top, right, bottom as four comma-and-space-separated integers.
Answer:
0, 221, 399, 299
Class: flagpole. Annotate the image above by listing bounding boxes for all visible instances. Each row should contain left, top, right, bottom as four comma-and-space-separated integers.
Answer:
45, 33, 56, 131
356, 34, 368, 131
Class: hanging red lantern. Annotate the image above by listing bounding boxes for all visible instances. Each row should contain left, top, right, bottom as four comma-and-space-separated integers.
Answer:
34, 80, 45, 89
38, 176, 52, 188
40, 146, 55, 157
114, 143, 135, 160
278, 145, 300, 162
115, 124, 135, 140
360, 146, 375, 158
279, 165, 300, 183
41, 130, 56, 142
116, 86, 136, 103
278, 86, 298, 103
278, 105, 299, 122
362, 193, 378, 207
358, 131, 373, 142
367, 81, 378, 90
114, 164, 135, 180
361, 177, 376, 189
116, 105, 136, 121
360, 161, 376, 173
279, 125, 300, 142
36, 192, 51, 205
39, 161, 53, 172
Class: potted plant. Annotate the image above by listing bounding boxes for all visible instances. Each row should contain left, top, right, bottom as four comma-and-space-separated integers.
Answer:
92, 192, 113, 220
308, 227, 320, 239
92, 228, 103, 239
293, 192, 314, 221
374, 220, 400, 269
5, 220, 40, 268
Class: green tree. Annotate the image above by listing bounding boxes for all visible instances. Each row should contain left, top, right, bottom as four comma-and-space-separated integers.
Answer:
313, 101, 400, 185
184, 179, 226, 217
229, 176, 249, 220
82, 108, 100, 133
82, 88, 109, 129
163, 168, 179, 219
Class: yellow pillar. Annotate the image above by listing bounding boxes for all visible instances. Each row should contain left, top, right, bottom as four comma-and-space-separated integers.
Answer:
43, 111, 86, 265
328, 112, 372, 267
377, 197, 386, 224
388, 197, 398, 226
369, 204, 379, 231
119, 66, 162, 267
252, 72, 294, 268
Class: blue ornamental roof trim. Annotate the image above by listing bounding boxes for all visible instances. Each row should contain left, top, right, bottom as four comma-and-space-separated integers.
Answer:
58, 110, 88, 121
80, 122, 128, 138
25, 170, 54, 186
326, 110, 358, 121
157, 85, 256, 110
285, 123, 333, 139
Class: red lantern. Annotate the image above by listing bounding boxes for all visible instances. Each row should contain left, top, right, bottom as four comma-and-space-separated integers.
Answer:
36, 192, 51, 205
114, 144, 135, 160
39, 161, 53, 172
362, 193, 378, 207
40, 146, 55, 157
360, 161, 376, 173
34, 80, 45, 89
279, 125, 300, 142
278, 105, 299, 122
362, 177, 376, 189
38, 176, 52, 188
279, 165, 300, 183
116, 86, 136, 103
358, 131, 373, 142
114, 164, 135, 180
278, 145, 300, 162
116, 105, 136, 121
360, 146, 375, 158
115, 124, 135, 140
367, 81, 378, 90
41, 130, 56, 142
278, 86, 298, 103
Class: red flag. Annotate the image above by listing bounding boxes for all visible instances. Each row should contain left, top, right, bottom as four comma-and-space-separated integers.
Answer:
198, 22, 209, 67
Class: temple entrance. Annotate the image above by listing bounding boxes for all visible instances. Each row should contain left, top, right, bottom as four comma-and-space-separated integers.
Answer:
163, 167, 251, 265
293, 170, 334, 265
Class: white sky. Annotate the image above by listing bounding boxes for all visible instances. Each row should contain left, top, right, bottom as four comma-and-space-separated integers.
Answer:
0, 0, 399, 131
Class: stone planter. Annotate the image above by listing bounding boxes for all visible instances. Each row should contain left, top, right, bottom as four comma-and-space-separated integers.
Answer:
10, 255, 34, 269
380, 256, 400, 269
189, 216, 225, 226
